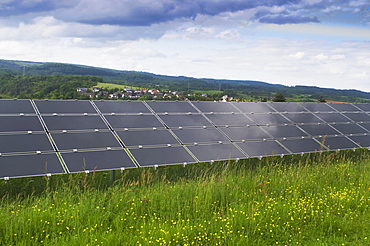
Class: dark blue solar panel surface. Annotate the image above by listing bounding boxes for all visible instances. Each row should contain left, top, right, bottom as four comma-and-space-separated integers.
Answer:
354, 104, 370, 112
62, 149, 136, 172
186, 143, 246, 162
261, 125, 308, 139
192, 101, 237, 113
280, 138, 323, 153
0, 133, 53, 153
0, 116, 44, 133
330, 123, 368, 135
104, 115, 164, 129
43, 115, 108, 131
171, 128, 229, 144
0, 153, 65, 178
269, 102, 308, 112
232, 102, 273, 113
284, 113, 323, 124
317, 136, 359, 150
219, 126, 271, 141
35, 100, 97, 114
205, 114, 255, 126
246, 113, 291, 125
0, 99, 35, 114
349, 135, 370, 148
158, 114, 213, 128
116, 129, 179, 147
94, 100, 151, 114
147, 101, 197, 113
130, 146, 196, 166
299, 124, 339, 136
327, 103, 358, 112
341, 113, 370, 122
314, 113, 351, 123
237, 140, 289, 157
300, 103, 333, 112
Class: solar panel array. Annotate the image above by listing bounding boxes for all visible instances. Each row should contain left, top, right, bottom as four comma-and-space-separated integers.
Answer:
1, 99, 370, 179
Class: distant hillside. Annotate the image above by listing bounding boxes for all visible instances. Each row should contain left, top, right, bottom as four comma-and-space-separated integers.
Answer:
1, 59, 369, 102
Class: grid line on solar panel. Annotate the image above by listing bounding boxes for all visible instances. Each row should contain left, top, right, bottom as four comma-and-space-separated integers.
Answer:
61, 149, 137, 173
0, 133, 55, 154
329, 123, 369, 135
93, 100, 151, 114
34, 100, 98, 114
299, 123, 340, 137
341, 112, 370, 123
186, 143, 247, 162
218, 126, 272, 142
260, 125, 309, 139
0, 153, 66, 179
313, 112, 352, 123
0, 99, 36, 114
129, 146, 197, 167
157, 114, 213, 128
116, 129, 181, 147
283, 112, 323, 124
146, 101, 198, 114
348, 135, 370, 148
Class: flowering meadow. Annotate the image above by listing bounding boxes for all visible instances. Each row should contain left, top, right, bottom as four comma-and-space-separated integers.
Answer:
1, 150, 370, 245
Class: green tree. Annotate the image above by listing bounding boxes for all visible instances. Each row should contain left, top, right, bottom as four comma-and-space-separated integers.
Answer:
273, 92, 286, 102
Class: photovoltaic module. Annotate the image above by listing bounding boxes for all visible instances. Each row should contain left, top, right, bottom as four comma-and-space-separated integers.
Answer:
0, 99, 369, 179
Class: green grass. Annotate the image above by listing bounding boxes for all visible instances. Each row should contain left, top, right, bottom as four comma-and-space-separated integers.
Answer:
1, 150, 370, 245
94, 82, 140, 90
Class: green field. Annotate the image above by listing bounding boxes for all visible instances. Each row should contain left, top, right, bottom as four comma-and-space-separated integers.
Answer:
1, 150, 370, 245
95, 82, 140, 90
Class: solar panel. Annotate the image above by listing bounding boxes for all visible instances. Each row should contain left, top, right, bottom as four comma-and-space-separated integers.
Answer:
284, 113, 323, 124
205, 113, 255, 126
261, 125, 308, 139
61, 149, 136, 172
0, 153, 65, 179
116, 129, 179, 147
348, 135, 370, 148
186, 143, 246, 162
51, 131, 121, 151
146, 101, 197, 113
358, 123, 370, 132
246, 113, 291, 125
172, 128, 229, 144
42, 115, 108, 131
280, 138, 324, 153
104, 115, 164, 129
268, 102, 308, 112
232, 102, 273, 113
353, 104, 370, 112
129, 146, 196, 167
219, 126, 271, 141
237, 140, 290, 157
316, 136, 359, 150
35, 100, 97, 114
300, 103, 333, 112
299, 124, 339, 137
0, 133, 54, 154
0, 116, 44, 133
158, 114, 213, 128
192, 101, 237, 113
0, 99, 35, 114
330, 123, 368, 135
327, 103, 358, 112
314, 113, 351, 123
94, 100, 151, 114
341, 113, 370, 122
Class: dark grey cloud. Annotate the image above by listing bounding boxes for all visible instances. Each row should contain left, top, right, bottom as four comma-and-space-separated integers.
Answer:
259, 15, 320, 24
0, 0, 368, 26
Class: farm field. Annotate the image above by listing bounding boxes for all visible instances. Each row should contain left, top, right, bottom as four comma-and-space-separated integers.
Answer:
1, 150, 370, 245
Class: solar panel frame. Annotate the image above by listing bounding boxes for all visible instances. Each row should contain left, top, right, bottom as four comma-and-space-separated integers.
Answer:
348, 135, 370, 148
261, 125, 308, 139
341, 112, 370, 123
299, 103, 334, 112
314, 113, 352, 123
327, 103, 358, 112
316, 136, 359, 150
299, 124, 340, 137
268, 102, 308, 112
329, 123, 369, 135
232, 102, 274, 113
280, 138, 324, 153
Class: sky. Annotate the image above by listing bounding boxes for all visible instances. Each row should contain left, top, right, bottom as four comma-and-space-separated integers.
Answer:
0, 0, 370, 92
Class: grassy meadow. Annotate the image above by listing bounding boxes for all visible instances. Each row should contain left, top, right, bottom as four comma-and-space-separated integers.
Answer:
1, 150, 370, 245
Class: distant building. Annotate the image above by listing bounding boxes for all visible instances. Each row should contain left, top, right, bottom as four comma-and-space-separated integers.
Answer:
77, 88, 88, 92
92, 87, 101, 92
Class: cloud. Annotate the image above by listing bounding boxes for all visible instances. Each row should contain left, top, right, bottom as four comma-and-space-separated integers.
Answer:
259, 14, 320, 24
